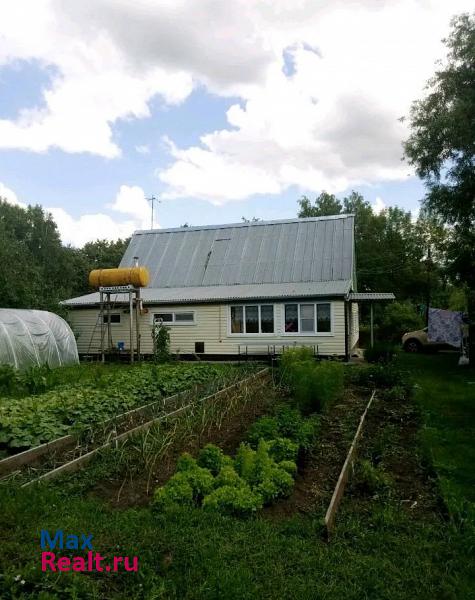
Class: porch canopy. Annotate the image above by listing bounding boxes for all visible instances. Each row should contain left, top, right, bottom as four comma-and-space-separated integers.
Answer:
347, 292, 395, 348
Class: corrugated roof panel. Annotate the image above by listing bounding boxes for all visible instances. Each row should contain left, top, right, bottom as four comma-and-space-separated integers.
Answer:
117, 215, 354, 289
348, 292, 395, 301
62, 280, 353, 307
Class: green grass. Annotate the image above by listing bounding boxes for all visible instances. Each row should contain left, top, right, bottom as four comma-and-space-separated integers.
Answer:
398, 353, 475, 511
1, 485, 472, 600
1, 354, 474, 599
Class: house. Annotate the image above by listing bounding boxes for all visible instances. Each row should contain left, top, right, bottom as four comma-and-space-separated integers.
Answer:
62, 215, 388, 360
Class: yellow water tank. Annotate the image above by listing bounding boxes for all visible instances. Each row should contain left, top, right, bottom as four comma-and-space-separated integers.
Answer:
89, 267, 150, 289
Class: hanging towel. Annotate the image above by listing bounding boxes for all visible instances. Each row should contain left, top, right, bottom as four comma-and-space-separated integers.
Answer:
428, 308, 463, 348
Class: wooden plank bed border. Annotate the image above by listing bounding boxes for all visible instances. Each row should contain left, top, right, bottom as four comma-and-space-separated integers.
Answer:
21, 368, 269, 487
0, 369, 258, 476
324, 389, 376, 536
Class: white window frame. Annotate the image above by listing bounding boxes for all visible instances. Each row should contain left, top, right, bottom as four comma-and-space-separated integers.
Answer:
282, 302, 333, 336
102, 313, 121, 326
228, 304, 276, 336
151, 311, 196, 326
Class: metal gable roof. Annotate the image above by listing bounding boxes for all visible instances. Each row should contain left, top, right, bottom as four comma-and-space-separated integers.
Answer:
62, 215, 356, 307
62, 280, 352, 307
120, 215, 355, 289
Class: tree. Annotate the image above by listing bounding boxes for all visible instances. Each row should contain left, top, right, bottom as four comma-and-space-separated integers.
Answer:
297, 191, 429, 303
404, 12, 475, 361
298, 192, 343, 217
0, 199, 131, 311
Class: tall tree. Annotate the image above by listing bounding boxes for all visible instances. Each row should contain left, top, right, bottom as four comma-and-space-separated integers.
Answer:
298, 192, 343, 217
404, 12, 475, 361
298, 191, 428, 302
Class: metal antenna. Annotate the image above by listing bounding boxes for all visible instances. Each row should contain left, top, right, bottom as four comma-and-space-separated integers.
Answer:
147, 195, 160, 229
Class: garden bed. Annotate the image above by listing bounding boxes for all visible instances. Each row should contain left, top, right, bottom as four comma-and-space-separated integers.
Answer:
261, 385, 369, 519
90, 370, 275, 508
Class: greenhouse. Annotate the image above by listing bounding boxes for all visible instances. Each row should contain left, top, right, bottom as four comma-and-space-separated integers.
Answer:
0, 309, 79, 369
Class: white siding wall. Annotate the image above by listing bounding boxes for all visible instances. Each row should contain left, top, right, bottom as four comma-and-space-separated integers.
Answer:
69, 299, 347, 356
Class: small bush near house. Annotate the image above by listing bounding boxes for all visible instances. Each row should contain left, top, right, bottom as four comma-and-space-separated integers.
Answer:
364, 341, 398, 364
379, 301, 424, 344
279, 349, 344, 414
292, 361, 344, 414
152, 322, 170, 363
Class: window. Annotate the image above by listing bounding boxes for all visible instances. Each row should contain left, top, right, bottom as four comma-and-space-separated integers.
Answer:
300, 304, 315, 332
230, 306, 244, 333
103, 313, 121, 324
175, 312, 194, 322
316, 303, 331, 333
245, 305, 259, 333
153, 312, 195, 325
284, 304, 298, 332
284, 303, 332, 334
155, 313, 173, 322
230, 305, 274, 334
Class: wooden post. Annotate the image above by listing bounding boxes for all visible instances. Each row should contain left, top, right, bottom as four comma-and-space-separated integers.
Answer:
100, 291, 105, 363
107, 292, 112, 352
129, 291, 134, 364
370, 302, 374, 348
135, 288, 141, 361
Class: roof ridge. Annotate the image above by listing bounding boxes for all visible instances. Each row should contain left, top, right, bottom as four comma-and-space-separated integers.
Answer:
134, 214, 354, 235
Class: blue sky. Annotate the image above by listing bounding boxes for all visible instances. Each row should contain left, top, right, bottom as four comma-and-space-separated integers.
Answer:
0, 1, 467, 246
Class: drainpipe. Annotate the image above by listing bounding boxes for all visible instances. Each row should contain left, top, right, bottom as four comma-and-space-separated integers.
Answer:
344, 300, 349, 362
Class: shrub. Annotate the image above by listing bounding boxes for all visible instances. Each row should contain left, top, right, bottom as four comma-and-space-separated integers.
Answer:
174, 451, 215, 500
267, 438, 299, 463
152, 323, 170, 363
298, 415, 320, 450
274, 406, 305, 440
379, 301, 424, 344
364, 342, 397, 364
246, 416, 280, 446
255, 467, 294, 504
197, 444, 226, 475
215, 465, 246, 489
0, 364, 18, 396
202, 485, 263, 516
234, 443, 257, 484
153, 473, 194, 512
293, 361, 344, 414
278, 460, 297, 476
183, 466, 215, 500
176, 452, 197, 472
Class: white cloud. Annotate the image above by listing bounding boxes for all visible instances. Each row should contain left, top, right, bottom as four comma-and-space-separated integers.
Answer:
50, 185, 158, 246
47, 207, 138, 247
372, 196, 386, 215
0, 0, 473, 199
158, 0, 473, 202
108, 184, 151, 227
1, 181, 153, 246
0, 181, 27, 208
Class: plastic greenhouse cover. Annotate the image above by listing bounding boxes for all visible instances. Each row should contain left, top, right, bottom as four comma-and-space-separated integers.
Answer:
0, 309, 79, 370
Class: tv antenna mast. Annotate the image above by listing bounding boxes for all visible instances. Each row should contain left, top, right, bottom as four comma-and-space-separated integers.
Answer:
147, 195, 161, 229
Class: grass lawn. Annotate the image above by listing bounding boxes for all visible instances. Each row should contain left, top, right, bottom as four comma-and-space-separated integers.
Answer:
1, 355, 474, 599
398, 353, 475, 511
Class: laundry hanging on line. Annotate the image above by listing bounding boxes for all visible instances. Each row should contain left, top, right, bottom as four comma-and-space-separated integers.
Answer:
428, 308, 463, 348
